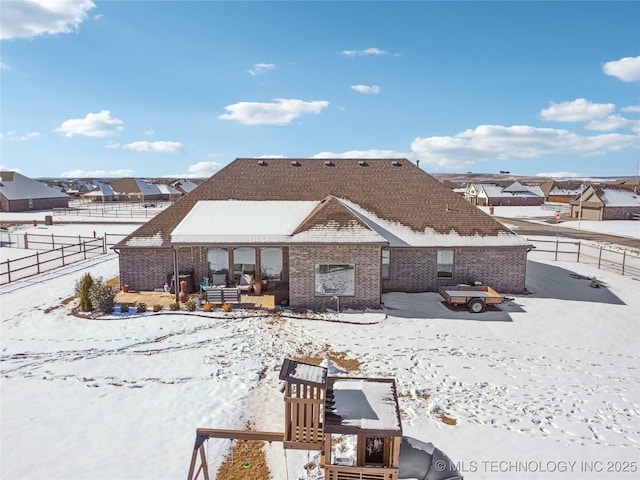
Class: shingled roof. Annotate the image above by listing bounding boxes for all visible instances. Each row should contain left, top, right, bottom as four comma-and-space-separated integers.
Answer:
117, 158, 518, 249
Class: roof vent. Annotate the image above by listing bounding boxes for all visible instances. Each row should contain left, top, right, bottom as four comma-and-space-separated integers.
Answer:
391, 160, 401, 167
257, 160, 268, 166
324, 160, 335, 167
290, 160, 301, 166
358, 160, 368, 167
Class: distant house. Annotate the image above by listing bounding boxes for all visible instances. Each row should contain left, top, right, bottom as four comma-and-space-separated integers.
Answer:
115, 158, 530, 310
156, 183, 182, 202
170, 179, 200, 195
465, 181, 544, 206
0, 171, 69, 212
539, 180, 583, 204
109, 178, 165, 203
82, 182, 117, 203
570, 185, 640, 221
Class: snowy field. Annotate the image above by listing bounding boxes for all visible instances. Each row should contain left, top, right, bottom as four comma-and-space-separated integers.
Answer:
1, 210, 639, 480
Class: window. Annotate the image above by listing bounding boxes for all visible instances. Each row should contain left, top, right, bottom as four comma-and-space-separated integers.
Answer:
381, 249, 390, 279
28, 198, 34, 209
437, 250, 454, 278
233, 247, 256, 276
207, 248, 229, 274
365, 437, 385, 465
315, 264, 355, 296
260, 247, 283, 280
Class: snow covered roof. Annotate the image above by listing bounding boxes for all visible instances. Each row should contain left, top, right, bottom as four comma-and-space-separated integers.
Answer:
118, 159, 524, 250
0, 171, 69, 200
325, 377, 402, 436
599, 187, 640, 207
279, 358, 328, 387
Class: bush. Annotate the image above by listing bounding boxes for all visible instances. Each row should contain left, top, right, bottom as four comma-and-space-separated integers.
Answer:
136, 302, 147, 313
120, 303, 130, 313
153, 304, 162, 312
169, 301, 180, 311
75, 273, 94, 312
202, 302, 215, 312
185, 297, 197, 312
89, 278, 117, 313
222, 303, 233, 312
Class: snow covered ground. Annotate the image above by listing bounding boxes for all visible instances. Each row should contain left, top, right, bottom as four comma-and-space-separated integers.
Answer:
1, 210, 639, 480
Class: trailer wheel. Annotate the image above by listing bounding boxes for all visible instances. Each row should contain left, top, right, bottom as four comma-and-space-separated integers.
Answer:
468, 299, 485, 313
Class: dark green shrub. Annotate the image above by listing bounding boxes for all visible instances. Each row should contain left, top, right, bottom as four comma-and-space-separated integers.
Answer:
89, 279, 117, 313
120, 303, 130, 313
169, 301, 180, 311
136, 302, 147, 313
75, 273, 94, 312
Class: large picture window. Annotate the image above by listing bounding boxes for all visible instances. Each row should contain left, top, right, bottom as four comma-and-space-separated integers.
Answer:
207, 248, 229, 274
315, 264, 355, 296
260, 247, 283, 280
437, 250, 454, 278
233, 248, 256, 276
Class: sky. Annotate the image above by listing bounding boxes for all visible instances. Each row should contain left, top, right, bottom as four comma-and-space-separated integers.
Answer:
1, 215, 639, 479
0, 0, 639, 180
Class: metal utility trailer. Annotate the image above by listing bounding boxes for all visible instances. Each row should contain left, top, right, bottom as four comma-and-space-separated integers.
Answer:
438, 285, 504, 313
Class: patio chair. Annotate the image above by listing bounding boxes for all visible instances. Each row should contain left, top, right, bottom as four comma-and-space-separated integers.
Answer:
236, 273, 254, 292
211, 272, 227, 287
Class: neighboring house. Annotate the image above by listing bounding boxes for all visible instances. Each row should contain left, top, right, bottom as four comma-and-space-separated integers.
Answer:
82, 182, 117, 203
170, 179, 201, 195
156, 183, 182, 202
109, 178, 164, 203
115, 158, 531, 310
0, 171, 69, 212
570, 185, 640, 221
465, 182, 544, 206
539, 180, 583, 203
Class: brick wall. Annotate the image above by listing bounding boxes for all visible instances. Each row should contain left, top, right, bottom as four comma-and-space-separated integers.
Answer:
118, 247, 174, 292
289, 244, 381, 310
382, 246, 528, 294
603, 206, 640, 220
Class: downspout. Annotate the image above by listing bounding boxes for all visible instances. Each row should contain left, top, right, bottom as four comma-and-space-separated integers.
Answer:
172, 245, 180, 303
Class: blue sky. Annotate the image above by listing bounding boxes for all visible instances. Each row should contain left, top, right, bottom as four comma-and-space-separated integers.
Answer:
1, 0, 639, 180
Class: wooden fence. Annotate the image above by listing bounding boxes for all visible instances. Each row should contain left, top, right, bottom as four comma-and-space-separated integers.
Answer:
0, 233, 127, 285
526, 238, 640, 277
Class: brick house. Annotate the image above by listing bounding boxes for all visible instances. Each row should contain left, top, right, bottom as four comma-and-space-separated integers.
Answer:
115, 158, 530, 310
570, 185, 640, 221
0, 171, 69, 212
464, 181, 544, 206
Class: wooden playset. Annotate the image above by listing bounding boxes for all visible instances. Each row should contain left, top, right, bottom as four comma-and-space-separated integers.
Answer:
187, 358, 403, 480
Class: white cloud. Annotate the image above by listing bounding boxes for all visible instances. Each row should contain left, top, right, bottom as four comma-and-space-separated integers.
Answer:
351, 85, 380, 95
540, 98, 615, 122
340, 47, 393, 57
248, 63, 276, 76
55, 110, 123, 138
621, 105, 640, 113
187, 161, 222, 177
144, 128, 155, 136
410, 124, 640, 170
313, 149, 407, 159
0, 0, 96, 40
123, 141, 183, 153
602, 56, 640, 82
0, 61, 10, 70
60, 168, 134, 178
585, 115, 640, 133
105, 141, 121, 149
3, 131, 41, 141
219, 98, 329, 126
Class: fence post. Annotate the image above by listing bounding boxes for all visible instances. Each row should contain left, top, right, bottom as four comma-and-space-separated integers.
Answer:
598, 246, 603, 269
61, 245, 65, 266
7, 258, 11, 283
36, 251, 41, 274
554, 238, 559, 261
52, 233, 55, 249
83, 241, 87, 260
24, 233, 28, 249
103, 236, 107, 253
576, 241, 581, 263
622, 251, 626, 276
